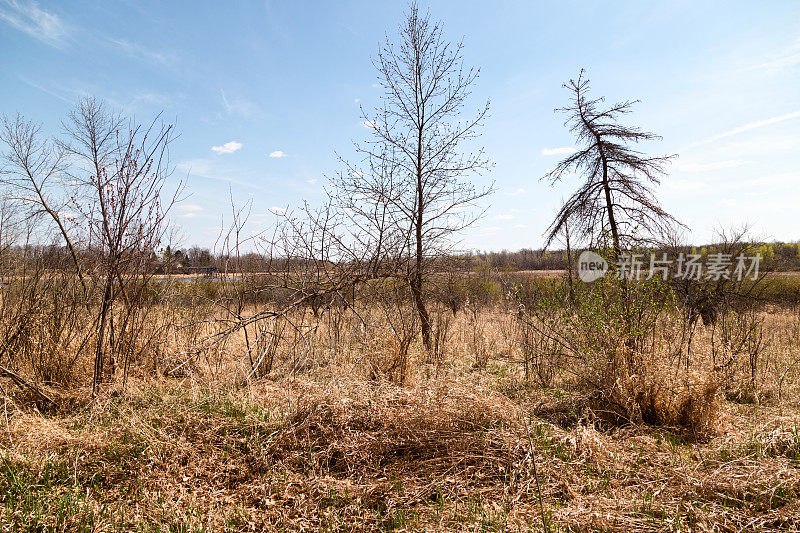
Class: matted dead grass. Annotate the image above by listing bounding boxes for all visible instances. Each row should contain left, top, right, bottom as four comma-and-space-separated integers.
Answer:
1, 375, 799, 531
1, 308, 800, 531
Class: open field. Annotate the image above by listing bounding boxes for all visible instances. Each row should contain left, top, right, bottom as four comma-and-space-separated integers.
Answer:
2, 2, 799, 530
2, 272, 800, 531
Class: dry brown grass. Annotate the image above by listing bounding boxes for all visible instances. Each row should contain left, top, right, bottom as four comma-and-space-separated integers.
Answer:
1, 306, 799, 531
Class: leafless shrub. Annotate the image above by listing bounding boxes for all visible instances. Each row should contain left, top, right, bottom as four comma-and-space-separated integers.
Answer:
511, 275, 721, 434
362, 280, 417, 385
665, 225, 772, 403
0, 202, 89, 385
713, 307, 769, 403
517, 314, 562, 388
464, 298, 492, 370
429, 304, 452, 364
1, 98, 182, 393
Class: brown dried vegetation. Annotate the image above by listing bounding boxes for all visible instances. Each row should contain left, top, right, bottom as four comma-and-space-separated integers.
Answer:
1, 281, 799, 531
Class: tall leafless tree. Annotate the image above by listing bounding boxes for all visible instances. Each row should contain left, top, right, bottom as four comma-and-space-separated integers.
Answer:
1, 98, 181, 394
351, 2, 493, 350
61, 98, 180, 393
0, 115, 88, 292
543, 70, 679, 259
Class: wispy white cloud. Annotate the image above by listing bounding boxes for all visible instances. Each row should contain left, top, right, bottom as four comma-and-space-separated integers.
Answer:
270, 206, 286, 214
176, 159, 269, 192
21, 75, 172, 111
0, 0, 68, 47
176, 204, 203, 218
756, 50, 800, 73
664, 178, 708, 193
110, 38, 177, 67
18, 76, 71, 102
739, 172, 800, 189
221, 90, 257, 117
479, 226, 503, 234
513, 224, 529, 229
306, 178, 318, 185
686, 111, 800, 149
268, 150, 286, 158
361, 120, 377, 129
493, 213, 514, 220
746, 38, 800, 74
212, 141, 242, 155
678, 159, 749, 173
541, 146, 575, 156
118, 91, 173, 112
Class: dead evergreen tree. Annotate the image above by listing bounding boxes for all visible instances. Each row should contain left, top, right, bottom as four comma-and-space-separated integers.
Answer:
543, 70, 679, 259
353, 2, 493, 350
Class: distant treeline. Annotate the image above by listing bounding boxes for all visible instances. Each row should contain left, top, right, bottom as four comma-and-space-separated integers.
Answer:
469, 242, 800, 272
13, 241, 800, 273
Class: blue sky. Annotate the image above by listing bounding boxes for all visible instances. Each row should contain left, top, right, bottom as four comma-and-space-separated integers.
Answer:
1, 0, 798, 251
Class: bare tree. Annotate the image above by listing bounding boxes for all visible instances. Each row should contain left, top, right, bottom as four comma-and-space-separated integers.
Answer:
543, 70, 679, 259
0, 115, 88, 292
350, 2, 493, 350
2, 98, 182, 394
329, 148, 409, 279
60, 98, 181, 393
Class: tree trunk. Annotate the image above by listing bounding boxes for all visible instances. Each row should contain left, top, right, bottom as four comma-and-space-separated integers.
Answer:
564, 222, 575, 306
411, 272, 432, 351
598, 141, 621, 261
412, 199, 432, 350
92, 274, 114, 395
415, 71, 432, 352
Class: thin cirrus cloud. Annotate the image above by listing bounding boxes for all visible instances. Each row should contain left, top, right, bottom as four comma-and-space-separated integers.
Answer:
745, 39, 800, 73
0, 0, 68, 47
19, 76, 72, 103
110, 38, 177, 67
268, 150, 286, 158
221, 90, 257, 117
685, 111, 800, 149
541, 147, 575, 156
717, 198, 738, 208
176, 204, 203, 219
211, 141, 242, 154
175, 159, 271, 193
664, 178, 708, 194
678, 159, 749, 173
479, 226, 503, 235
